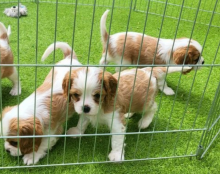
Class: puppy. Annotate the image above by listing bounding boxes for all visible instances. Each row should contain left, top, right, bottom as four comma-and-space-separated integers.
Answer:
99, 10, 204, 95
0, 42, 79, 165
0, 22, 21, 95
63, 65, 191, 161
62, 67, 125, 161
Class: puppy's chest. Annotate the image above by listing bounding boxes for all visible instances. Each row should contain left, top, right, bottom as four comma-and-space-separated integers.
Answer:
87, 114, 107, 127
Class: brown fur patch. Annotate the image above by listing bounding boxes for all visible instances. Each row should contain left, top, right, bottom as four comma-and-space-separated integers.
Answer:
98, 71, 118, 113
113, 69, 157, 115
107, 33, 165, 65
43, 93, 75, 131
173, 45, 200, 74
0, 45, 14, 78
7, 117, 43, 155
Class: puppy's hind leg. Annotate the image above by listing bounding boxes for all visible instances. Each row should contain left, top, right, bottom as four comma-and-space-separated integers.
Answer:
8, 67, 21, 96
138, 102, 157, 129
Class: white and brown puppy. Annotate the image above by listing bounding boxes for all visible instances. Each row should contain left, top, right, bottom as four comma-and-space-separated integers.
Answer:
0, 22, 21, 95
62, 67, 125, 162
63, 65, 191, 161
99, 10, 204, 95
0, 42, 80, 165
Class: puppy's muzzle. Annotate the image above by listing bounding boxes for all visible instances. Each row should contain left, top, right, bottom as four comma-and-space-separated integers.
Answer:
82, 105, 91, 113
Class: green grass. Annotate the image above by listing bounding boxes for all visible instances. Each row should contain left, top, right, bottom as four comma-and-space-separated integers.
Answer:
0, 0, 220, 173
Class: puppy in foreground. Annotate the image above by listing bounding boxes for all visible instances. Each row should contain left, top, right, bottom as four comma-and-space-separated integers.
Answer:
0, 42, 80, 165
99, 10, 204, 95
0, 22, 21, 95
63, 64, 191, 161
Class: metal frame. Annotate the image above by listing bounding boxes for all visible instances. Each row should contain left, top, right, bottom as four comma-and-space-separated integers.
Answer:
0, 0, 219, 169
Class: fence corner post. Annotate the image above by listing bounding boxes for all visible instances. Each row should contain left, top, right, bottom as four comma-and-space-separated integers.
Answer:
196, 145, 204, 159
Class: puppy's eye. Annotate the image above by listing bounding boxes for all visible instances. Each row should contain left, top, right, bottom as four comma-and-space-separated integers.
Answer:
94, 93, 100, 99
9, 141, 18, 147
194, 57, 200, 62
73, 93, 79, 98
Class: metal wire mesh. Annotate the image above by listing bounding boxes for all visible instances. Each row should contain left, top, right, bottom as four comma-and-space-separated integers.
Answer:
0, 0, 219, 169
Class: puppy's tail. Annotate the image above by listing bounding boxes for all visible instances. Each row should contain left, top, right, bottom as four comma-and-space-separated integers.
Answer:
144, 66, 192, 80
41, 42, 77, 61
0, 22, 9, 41
100, 10, 110, 46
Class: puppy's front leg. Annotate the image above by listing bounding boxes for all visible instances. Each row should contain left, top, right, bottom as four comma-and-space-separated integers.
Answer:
107, 112, 126, 161
67, 115, 90, 138
157, 78, 175, 95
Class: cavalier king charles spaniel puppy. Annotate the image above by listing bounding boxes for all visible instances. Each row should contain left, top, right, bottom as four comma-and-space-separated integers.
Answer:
0, 42, 80, 165
0, 22, 21, 95
99, 10, 204, 95
62, 65, 191, 162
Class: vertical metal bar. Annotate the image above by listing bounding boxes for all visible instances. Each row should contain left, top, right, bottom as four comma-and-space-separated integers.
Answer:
87, 0, 96, 64
63, 0, 78, 164
16, 0, 21, 166
32, 0, 40, 165
47, 0, 59, 164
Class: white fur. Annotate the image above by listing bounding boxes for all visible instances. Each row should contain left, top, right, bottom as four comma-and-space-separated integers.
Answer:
1, 42, 81, 165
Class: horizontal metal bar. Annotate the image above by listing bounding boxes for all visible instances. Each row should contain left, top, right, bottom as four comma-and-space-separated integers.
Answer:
0, 154, 196, 169
134, 10, 220, 29
0, 128, 206, 139
0, 64, 218, 67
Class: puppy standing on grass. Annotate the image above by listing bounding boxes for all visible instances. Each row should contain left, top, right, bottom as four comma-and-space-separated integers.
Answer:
0, 22, 21, 95
99, 10, 205, 95
63, 64, 191, 161
0, 42, 79, 165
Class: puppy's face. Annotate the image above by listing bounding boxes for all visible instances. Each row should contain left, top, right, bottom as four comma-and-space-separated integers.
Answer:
173, 40, 204, 72
1, 109, 43, 156
62, 67, 117, 116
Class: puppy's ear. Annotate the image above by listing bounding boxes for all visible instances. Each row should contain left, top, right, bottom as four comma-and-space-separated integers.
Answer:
10, 117, 43, 155
101, 71, 118, 105
62, 72, 74, 102
173, 47, 190, 64
173, 45, 199, 74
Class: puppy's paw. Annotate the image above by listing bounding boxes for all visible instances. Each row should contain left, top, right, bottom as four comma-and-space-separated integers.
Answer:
10, 86, 21, 96
162, 87, 175, 95
124, 112, 134, 118
67, 127, 82, 138
138, 118, 152, 129
108, 150, 124, 161
23, 152, 43, 165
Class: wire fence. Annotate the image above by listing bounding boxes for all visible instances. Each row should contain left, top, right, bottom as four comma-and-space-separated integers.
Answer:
0, 0, 219, 169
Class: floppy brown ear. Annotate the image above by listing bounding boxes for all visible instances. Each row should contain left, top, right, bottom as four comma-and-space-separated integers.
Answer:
173, 47, 190, 64
9, 117, 43, 155
62, 72, 74, 102
102, 71, 118, 105
19, 118, 43, 155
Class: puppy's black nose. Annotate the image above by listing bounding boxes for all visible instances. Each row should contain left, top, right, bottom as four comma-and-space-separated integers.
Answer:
83, 105, 90, 113
13, 6, 16, 8
6, 149, 10, 153
202, 61, 204, 64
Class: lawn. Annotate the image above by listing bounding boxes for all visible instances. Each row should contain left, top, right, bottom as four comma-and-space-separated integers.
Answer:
0, 0, 220, 173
